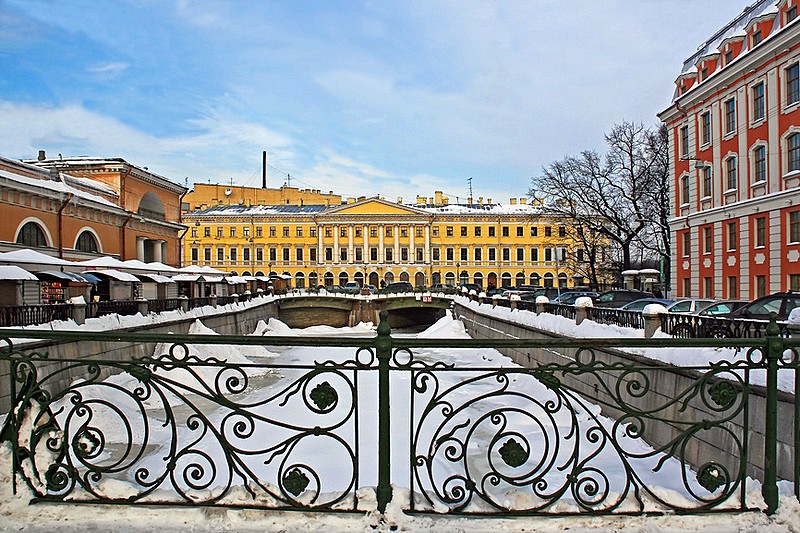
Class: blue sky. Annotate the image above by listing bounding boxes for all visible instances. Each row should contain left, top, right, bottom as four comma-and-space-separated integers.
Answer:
1, 0, 734, 202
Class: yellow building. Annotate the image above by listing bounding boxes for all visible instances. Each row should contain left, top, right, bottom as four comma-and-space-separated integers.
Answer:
183, 191, 600, 290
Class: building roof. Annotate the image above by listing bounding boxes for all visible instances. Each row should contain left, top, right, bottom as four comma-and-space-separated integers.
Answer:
190, 204, 329, 216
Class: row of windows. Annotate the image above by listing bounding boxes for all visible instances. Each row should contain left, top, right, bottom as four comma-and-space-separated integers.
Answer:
16, 221, 99, 252
678, 132, 800, 204
681, 273, 800, 299
680, 211, 800, 257
679, 63, 800, 156
190, 245, 581, 264
190, 223, 571, 240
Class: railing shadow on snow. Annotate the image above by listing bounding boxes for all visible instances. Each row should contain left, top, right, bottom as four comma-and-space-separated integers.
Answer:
0, 312, 796, 517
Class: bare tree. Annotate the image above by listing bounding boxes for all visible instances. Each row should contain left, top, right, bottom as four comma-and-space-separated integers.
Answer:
529, 122, 670, 285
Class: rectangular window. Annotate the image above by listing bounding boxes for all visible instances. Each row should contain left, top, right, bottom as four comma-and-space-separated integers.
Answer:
545, 248, 553, 262
788, 133, 800, 172
296, 227, 303, 238
702, 166, 712, 198
728, 276, 738, 299
355, 247, 362, 262
256, 248, 264, 261
502, 248, 510, 261
752, 30, 763, 47
700, 66, 708, 81
682, 232, 691, 257
269, 248, 277, 262
790, 274, 800, 292
401, 247, 409, 261
446, 226, 453, 237
340, 227, 347, 238
516, 247, 524, 261
516, 227, 524, 237
323, 227, 331, 238
725, 50, 734, 65
385, 226, 393, 237
243, 227, 250, 238
789, 5, 798, 23
446, 248, 454, 261
502, 227, 510, 237
703, 277, 713, 298
756, 216, 766, 247
753, 82, 765, 121
788, 63, 800, 105
370, 247, 378, 261
310, 248, 317, 262
755, 274, 767, 298
283, 227, 290, 238
460, 226, 467, 237
474, 226, 482, 237
217, 247, 224, 262
324, 247, 332, 261
488, 248, 496, 261
726, 157, 737, 190
577, 249, 585, 262
531, 248, 539, 261
474, 247, 482, 261
255, 227, 262, 238
790, 211, 800, 243
340, 247, 347, 261
728, 222, 737, 251
754, 146, 767, 183
558, 226, 566, 238
530, 226, 538, 237
432, 247, 440, 261
217, 227, 224, 238
309, 227, 317, 238
703, 227, 712, 254
296, 248, 304, 261
385, 248, 393, 261
681, 175, 690, 205
282, 248, 289, 261
416, 247, 424, 262
243, 247, 250, 262
354, 226, 362, 238
204, 248, 211, 262
680, 125, 689, 157
191, 228, 198, 238
400, 227, 408, 238
415, 226, 423, 238
230, 248, 237, 261
270, 227, 277, 238
489, 227, 496, 237
460, 247, 468, 261
432, 226, 439, 237
700, 111, 711, 145
229, 227, 236, 238
370, 227, 377, 238
683, 278, 692, 297
204, 227, 211, 237
724, 98, 736, 134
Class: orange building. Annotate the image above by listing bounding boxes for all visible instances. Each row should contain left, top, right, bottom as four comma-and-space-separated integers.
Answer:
658, 0, 800, 300
0, 153, 186, 266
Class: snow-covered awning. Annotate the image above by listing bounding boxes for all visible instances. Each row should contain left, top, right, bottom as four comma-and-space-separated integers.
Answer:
0, 249, 72, 266
79, 256, 128, 269
171, 274, 200, 282
135, 273, 175, 284
36, 270, 97, 283
0, 265, 39, 281
86, 269, 140, 282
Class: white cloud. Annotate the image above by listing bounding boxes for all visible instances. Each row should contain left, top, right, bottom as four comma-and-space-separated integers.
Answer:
87, 62, 129, 76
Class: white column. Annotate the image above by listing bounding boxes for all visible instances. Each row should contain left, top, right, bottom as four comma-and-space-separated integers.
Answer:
153, 240, 163, 263
409, 225, 415, 263
136, 237, 146, 261
393, 224, 400, 263
317, 224, 323, 264
348, 224, 354, 264
424, 225, 431, 263
333, 224, 339, 264
379, 224, 385, 263
160, 241, 168, 264
363, 224, 368, 262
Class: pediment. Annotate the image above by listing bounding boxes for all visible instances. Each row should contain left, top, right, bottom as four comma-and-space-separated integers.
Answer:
324, 198, 429, 217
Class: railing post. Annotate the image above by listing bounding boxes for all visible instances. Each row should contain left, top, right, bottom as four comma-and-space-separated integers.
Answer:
71, 298, 86, 325
375, 310, 393, 513
763, 313, 781, 515
178, 295, 189, 312
136, 297, 149, 316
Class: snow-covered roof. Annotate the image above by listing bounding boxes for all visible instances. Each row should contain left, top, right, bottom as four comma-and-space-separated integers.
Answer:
135, 273, 175, 284
0, 167, 121, 210
87, 269, 140, 282
415, 203, 544, 215
0, 265, 39, 281
79, 256, 129, 269
190, 204, 329, 216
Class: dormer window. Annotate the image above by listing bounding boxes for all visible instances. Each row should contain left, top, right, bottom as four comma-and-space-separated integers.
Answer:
752, 30, 763, 47
700, 67, 708, 81
788, 5, 797, 23
724, 50, 733, 65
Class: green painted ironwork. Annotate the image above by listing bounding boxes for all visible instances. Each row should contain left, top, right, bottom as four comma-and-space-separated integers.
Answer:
0, 313, 796, 517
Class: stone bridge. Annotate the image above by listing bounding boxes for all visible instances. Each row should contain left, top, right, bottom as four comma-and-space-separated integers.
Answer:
275, 293, 454, 329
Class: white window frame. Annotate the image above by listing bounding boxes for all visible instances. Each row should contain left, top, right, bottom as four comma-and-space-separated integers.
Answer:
750, 142, 768, 185
680, 173, 691, 206
699, 110, 712, 147
723, 97, 737, 137
782, 126, 800, 176
751, 79, 767, 125
724, 154, 738, 192
785, 60, 800, 110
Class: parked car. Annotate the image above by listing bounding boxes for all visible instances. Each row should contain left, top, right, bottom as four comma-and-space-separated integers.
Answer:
430, 283, 456, 293
458, 283, 482, 294
696, 300, 749, 316
721, 292, 800, 321
552, 291, 600, 305
384, 281, 414, 293
665, 298, 716, 314
485, 288, 505, 297
594, 289, 655, 308
528, 287, 563, 301
619, 298, 675, 311
341, 281, 361, 294
363, 284, 378, 294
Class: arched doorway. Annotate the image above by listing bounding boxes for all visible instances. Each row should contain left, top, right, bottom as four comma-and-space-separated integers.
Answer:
515, 272, 525, 287
400, 271, 409, 282
354, 272, 364, 286
473, 272, 483, 288
459, 270, 469, 286
501, 272, 512, 287
295, 272, 305, 289
530, 273, 541, 287
369, 272, 379, 287
558, 272, 568, 288
444, 271, 455, 285
414, 272, 425, 288
384, 272, 395, 283
324, 272, 335, 288
309, 272, 318, 288
487, 272, 497, 289
432, 272, 441, 285
338, 272, 349, 286
544, 273, 554, 287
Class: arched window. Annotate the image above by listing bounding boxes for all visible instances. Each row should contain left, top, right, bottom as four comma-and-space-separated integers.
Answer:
558, 273, 568, 288
17, 221, 48, 247
444, 272, 454, 285
501, 272, 512, 287
400, 271, 410, 282
338, 272, 349, 286
295, 272, 305, 289
308, 272, 318, 288
323, 272, 334, 288
788, 132, 800, 173
530, 273, 541, 286
76, 231, 99, 253
515, 272, 525, 286
543, 273, 554, 288
384, 272, 395, 283
431, 272, 441, 286
414, 272, 425, 287
241, 271, 252, 276
137, 192, 166, 221
473, 272, 483, 288
354, 272, 364, 286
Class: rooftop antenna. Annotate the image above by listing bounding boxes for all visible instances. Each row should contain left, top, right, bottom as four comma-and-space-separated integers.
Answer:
287, 173, 292, 187
262, 150, 267, 189
467, 177, 473, 201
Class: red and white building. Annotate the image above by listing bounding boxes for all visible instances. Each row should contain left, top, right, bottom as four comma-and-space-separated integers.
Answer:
659, 0, 800, 300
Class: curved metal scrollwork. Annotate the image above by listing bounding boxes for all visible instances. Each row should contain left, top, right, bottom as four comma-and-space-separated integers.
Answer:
411, 353, 749, 514
8, 343, 360, 510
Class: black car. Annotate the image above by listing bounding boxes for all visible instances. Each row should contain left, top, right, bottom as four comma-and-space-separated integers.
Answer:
723, 292, 800, 321
458, 283, 482, 294
384, 281, 414, 293
594, 289, 655, 308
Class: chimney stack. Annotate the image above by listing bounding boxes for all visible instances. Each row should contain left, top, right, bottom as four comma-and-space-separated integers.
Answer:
510, 198, 517, 205
38, 150, 46, 161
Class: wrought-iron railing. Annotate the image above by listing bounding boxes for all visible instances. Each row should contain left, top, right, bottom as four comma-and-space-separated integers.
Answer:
215, 295, 237, 306
0, 304, 72, 327
147, 298, 182, 314
88, 300, 140, 318
585, 306, 644, 330
542, 302, 577, 320
659, 313, 789, 339
0, 315, 797, 517
188, 297, 212, 309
